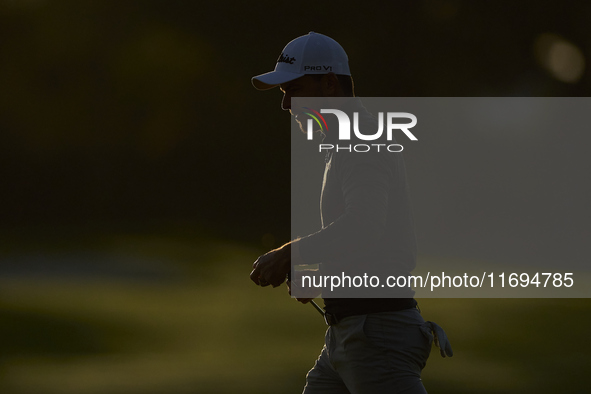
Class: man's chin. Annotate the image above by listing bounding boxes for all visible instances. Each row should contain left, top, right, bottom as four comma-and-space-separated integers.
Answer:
294, 116, 306, 134
294, 114, 322, 135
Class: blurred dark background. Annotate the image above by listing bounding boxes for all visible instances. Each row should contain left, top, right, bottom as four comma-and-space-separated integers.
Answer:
1, 1, 590, 393
1, 0, 589, 243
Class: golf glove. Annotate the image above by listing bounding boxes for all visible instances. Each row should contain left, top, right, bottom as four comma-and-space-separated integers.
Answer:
420, 321, 453, 358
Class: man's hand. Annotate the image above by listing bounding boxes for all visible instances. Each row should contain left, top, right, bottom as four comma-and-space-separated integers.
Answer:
250, 242, 291, 288
287, 269, 322, 303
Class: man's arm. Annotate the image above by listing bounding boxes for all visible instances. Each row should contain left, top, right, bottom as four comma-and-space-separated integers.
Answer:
250, 242, 292, 287
298, 152, 392, 264
250, 153, 394, 289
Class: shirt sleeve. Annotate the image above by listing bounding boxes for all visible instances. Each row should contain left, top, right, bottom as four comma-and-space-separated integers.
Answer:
297, 151, 392, 264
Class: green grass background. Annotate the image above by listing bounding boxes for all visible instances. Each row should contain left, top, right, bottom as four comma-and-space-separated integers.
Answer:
1, 233, 589, 394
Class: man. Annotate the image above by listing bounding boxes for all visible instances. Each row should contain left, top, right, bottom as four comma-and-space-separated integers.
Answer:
250, 32, 452, 394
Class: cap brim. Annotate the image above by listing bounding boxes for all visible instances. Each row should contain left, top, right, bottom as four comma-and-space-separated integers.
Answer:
251, 70, 304, 90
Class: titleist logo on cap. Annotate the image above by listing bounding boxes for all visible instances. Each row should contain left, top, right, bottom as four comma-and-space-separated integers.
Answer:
277, 53, 296, 64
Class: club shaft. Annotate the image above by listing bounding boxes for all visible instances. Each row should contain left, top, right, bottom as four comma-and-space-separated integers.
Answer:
310, 300, 325, 316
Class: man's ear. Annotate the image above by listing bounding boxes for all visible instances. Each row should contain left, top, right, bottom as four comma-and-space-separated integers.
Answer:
321, 72, 340, 96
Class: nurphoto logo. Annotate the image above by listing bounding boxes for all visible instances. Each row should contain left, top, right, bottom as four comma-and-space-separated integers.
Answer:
303, 108, 418, 152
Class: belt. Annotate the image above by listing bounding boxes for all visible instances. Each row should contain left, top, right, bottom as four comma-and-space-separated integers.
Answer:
324, 311, 361, 326
323, 304, 419, 326
310, 300, 341, 326
324, 312, 340, 326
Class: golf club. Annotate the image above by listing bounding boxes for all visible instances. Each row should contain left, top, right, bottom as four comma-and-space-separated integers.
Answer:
287, 272, 324, 317
310, 299, 325, 316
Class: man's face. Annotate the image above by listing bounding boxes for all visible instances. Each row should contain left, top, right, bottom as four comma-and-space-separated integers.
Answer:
280, 75, 323, 132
